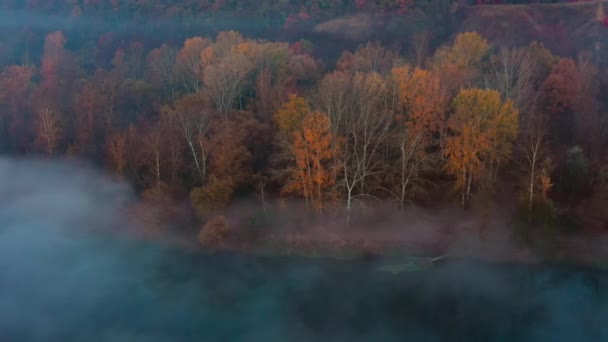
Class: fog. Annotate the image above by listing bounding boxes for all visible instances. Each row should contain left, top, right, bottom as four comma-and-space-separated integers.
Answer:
1, 158, 608, 341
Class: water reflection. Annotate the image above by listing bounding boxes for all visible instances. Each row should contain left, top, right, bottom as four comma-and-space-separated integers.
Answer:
3, 237, 608, 341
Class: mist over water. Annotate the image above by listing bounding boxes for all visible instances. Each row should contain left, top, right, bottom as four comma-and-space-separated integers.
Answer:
1, 158, 608, 341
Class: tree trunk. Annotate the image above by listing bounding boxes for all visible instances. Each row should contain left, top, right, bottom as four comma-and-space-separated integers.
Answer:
528, 159, 536, 222
346, 187, 353, 226
155, 151, 161, 189
462, 168, 467, 208
466, 170, 473, 209
187, 140, 204, 184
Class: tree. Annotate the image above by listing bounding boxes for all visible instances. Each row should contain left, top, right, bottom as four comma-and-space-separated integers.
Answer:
484, 47, 538, 116
175, 36, 210, 94
92, 68, 123, 131
317, 71, 395, 217
519, 124, 547, 221
540, 58, 582, 146
203, 51, 253, 115
559, 146, 589, 202
41, 31, 66, 95
274, 93, 310, 135
316, 71, 356, 134
139, 120, 164, 189
410, 30, 431, 67
190, 177, 235, 219
0, 65, 35, 152
435, 32, 488, 69
164, 94, 211, 185
158, 109, 184, 187
105, 131, 128, 177
433, 32, 489, 95
206, 118, 252, 184
336, 41, 396, 74
390, 66, 446, 209
444, 88, 519, 207
0, 65, 35, 115
212, 31, 245, 59
145, 44, 177, 100
34, 107, 62, 155
288, 53, 321, 84
336, 72, 394, 220
198, 215, 230, 247
283, 110, 338, 211
392, 66, 447, 147
254, 67, 279, 122
574, 52, 601, 160
522, 42, 556, 83
72, 81, 103, 157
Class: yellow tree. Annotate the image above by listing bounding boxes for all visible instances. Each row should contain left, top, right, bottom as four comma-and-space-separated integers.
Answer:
444, 88, 518, 207
435, 32, 488, 68
274, 93, 310, 135
433, 32, 489, 95
284, 110, 338, 211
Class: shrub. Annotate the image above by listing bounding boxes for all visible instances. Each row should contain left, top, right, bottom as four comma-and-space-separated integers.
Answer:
189, 177, 235, 220
198, 215, 230, 247
514, 197, 559, 244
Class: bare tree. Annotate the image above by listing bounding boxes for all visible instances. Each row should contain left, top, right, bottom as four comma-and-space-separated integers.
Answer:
410, 31, 431, 67
331, 72, 394, 221
484, 47, 539, 116
175, 37, 210, 94
203, 52, 253, 116
337, 41, 397, 74
34, 107, 62, 155
518, 113, 547, 222
316, 71, 356, 135
139, 121, 164, 189
389, 127, 436, 212
165, 94, 211, 185
146, 44, 178, 100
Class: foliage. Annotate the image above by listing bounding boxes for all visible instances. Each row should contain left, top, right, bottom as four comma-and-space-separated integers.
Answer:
190, 177, 235, 220
274, 94, 310, 135
514, 197, 559, 248
0, 9, 605, 242
198, 215, 230, 247
283, 110, 339, 210
540, 58, 582, 145
433, 32, 489, 94
392, 65, 446, 146
559, 146, 589, 201
444, 88, 518, 206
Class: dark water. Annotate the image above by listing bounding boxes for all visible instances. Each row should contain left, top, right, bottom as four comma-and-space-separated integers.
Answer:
2, 159, 605, 341
2, 235, 608, 342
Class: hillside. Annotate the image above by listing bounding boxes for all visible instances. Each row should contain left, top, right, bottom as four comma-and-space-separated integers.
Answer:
459, 1, 608, 59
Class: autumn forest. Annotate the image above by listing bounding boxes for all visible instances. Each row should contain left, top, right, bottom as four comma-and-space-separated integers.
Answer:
2, 0, 608, 258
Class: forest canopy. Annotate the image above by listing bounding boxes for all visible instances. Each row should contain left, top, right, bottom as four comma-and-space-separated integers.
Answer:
1, 0, 608, 244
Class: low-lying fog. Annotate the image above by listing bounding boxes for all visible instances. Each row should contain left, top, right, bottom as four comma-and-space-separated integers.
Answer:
1, 158, 607, 342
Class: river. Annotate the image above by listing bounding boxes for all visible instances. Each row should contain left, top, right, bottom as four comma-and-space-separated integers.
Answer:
2, 236, 607, 342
